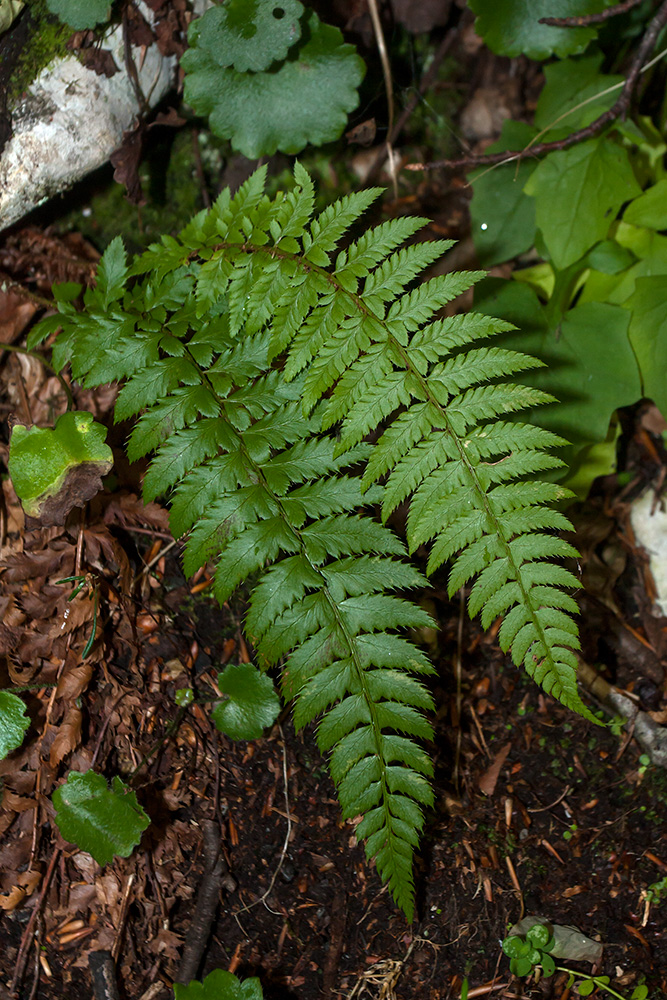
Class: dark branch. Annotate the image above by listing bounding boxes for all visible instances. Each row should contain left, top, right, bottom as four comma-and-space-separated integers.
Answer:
175, 819, 230, 985
540, 0, 648, 27
407, 0, 667, 172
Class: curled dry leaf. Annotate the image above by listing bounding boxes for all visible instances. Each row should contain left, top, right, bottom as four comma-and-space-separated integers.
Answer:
49, 705, 83, 768
0, 869, 41, 911
56, 662, 94, 701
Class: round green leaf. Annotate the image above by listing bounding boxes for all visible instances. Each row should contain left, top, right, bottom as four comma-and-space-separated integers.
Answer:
8, 411, 113, 524
188, 0, 304, 73
503, 936, 530, 959
510, 956, 533, 978
540, 953, 556, 978
211, 663, 281, 741
527, 923, 551, 949
468, 0, 608, 60
46, 0, 111, 29
53, 771, 150, 866
0, 691, 29, 759
631, 986, 649, 1000
182, 10, 364, 158
576, 980, 596, 997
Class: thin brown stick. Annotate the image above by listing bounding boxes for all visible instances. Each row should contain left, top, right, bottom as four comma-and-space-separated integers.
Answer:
367, 0, 398, 197
409, 0, 667, 171
10, 848, 61, 997
0, 273, 54, 309
540, 0, 647, 26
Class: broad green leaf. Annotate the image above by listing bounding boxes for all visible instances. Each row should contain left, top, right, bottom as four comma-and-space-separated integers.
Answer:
470, 120, 537, 266
624, 178, 667, 230
474, 281, 641, 448
468, 0, 608, 60
211, 663, 281, 740
0, 691, 29, 759
626, 276, 667, 416
524, 138, 641, 269
8, 411, 113, 523
580, 227, 667, 306
174, 970, 263, 1000
535, 53, 622, 136
53, 772, 150, 866
586, 240, 636, 275
182, 11, 364, 158
188, 0, 303, 72
46, 0, 111, 29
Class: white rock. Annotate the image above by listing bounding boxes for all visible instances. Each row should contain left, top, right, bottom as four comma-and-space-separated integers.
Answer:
630, 489, 667, 616
0, 1, 209, 232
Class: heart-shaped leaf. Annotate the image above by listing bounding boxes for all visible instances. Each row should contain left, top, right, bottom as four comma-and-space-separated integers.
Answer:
211, 663, 281, 740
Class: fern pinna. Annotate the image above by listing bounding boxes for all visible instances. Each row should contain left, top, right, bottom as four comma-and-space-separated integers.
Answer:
32, 164, 588, 920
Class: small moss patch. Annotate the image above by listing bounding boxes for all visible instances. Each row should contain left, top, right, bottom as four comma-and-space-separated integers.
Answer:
7, 0, 71, 102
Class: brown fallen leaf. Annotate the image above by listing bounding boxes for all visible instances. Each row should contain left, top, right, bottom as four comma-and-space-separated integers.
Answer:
0, 869, 41, 911
49, 705, 82, 768
478, 741, 511, 796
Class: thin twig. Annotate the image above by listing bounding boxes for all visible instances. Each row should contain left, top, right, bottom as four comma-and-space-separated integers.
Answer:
233, 726, 292, 923
10, 848, 61, 997
408, 0, 667, 171
367, 0, 398, 197
540, 0, 647, 26
366, 27, 458, 182
0, 273, 54, 309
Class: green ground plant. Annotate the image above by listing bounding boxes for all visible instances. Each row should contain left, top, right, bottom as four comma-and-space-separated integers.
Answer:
503, 924, 650, 1000
469, 11, 667, 497
3, 164, 588, 921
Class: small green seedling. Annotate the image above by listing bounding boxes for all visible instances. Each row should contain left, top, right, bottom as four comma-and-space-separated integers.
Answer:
502, 927, 650, 999
57, 574, 99, 659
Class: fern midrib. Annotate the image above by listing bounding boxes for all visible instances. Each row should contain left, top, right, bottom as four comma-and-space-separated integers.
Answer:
181, 343, 405, 870
209, 241, 566, 673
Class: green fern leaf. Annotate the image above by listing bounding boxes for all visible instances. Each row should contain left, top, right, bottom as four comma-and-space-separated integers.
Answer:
45, 164, 592, 927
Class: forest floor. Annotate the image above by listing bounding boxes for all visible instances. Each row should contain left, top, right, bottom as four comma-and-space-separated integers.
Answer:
2, 4, 667, 999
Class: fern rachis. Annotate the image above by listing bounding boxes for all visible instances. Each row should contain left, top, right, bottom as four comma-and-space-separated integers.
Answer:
33, 164, 590, 922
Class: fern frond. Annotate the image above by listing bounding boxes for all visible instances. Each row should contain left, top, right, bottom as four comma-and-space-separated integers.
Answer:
45, 164, 591, 926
